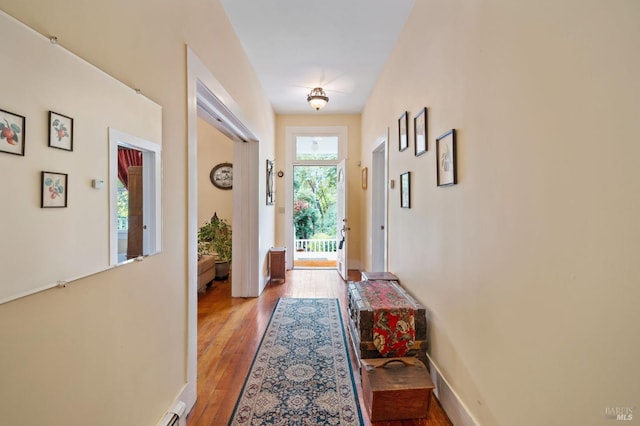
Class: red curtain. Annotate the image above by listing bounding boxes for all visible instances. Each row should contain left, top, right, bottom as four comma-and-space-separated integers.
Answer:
117, 148, 143, 189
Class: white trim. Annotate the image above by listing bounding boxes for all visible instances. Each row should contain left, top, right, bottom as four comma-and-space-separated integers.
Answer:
284, 126, 348, 269
185, 46, 261, 415
426, 353, 480, 426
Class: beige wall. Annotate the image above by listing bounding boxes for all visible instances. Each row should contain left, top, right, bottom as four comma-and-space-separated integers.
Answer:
197, 117, 233, 226
0, 1, 275, 425
361, 0, 640, 425
275, 114, 363, 268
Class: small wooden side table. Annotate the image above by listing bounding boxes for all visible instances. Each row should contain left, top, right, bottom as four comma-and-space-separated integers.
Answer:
269, 247, 286, 284
361, 271, 399, 282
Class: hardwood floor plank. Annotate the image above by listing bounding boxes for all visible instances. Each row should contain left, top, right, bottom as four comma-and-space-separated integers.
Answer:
188, 270, 452, 426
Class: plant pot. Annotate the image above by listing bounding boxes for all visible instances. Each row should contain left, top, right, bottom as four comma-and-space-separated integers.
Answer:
215, 261, 230, 280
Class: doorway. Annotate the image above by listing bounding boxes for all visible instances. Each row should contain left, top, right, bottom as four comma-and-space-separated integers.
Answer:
284, 126, 348, 272
371, 135, 388, 272
184, 47, 260, 412
292, 164, 338, 269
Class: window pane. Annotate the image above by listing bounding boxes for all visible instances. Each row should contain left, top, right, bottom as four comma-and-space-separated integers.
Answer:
296, 136, 338, 160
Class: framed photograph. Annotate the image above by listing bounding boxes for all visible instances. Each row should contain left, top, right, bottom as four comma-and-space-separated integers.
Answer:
48, 111, 74, 151
398, 111, 408, 152
0, 108, 26, 156
414, 107, 428, 156
436, 129, 457, 186
266, 159, 274, 205
361, 167, 368, 190
400, 171, 411, 208
41, 171, 68, 208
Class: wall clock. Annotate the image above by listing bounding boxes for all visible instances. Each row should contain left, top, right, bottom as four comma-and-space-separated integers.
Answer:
210, 162, 233, 190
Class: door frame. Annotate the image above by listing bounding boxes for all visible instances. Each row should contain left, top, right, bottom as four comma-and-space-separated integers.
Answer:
284, 126, 348, 270
184, 46, 259, 412
371, 131, 389, 272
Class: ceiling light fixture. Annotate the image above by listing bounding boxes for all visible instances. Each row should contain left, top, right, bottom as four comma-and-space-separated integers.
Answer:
307, 87, 329, 111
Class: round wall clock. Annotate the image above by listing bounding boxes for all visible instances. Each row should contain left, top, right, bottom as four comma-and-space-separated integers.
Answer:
210, 162, 233, 190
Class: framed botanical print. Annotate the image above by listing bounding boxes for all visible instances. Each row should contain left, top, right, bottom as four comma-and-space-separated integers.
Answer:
361, 167, 368, 190
400, 171, 411, 208
414, 107, 427, 156
41, 171, 68, 208
398, 111, 409, 152
266, 159, 274, 205
48, 111, 74, 151
0, 108, 26, 156
436, 129, 457, 186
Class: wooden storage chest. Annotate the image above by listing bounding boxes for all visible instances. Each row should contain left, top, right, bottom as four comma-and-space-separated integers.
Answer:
347, 280, 427, 361
361, 357, 435, 422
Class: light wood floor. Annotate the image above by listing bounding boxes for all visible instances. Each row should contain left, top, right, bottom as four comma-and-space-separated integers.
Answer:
187, 269, 452, 426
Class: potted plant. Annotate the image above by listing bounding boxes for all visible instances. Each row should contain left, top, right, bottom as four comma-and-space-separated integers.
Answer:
198, 213, 232, 279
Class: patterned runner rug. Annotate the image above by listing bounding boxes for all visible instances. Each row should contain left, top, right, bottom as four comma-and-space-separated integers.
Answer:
229, 298, 364, 425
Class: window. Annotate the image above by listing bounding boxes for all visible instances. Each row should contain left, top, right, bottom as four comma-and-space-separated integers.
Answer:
109, 128, 162, 265
295, 136, 339, 161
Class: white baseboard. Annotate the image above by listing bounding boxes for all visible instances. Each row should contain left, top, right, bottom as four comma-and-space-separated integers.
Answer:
426, 353, 479, 426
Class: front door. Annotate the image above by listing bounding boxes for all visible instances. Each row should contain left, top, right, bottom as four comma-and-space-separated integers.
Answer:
336, 159, 348, 280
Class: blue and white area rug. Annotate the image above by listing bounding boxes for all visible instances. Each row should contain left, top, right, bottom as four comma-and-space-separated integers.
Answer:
229, 298, 364, 425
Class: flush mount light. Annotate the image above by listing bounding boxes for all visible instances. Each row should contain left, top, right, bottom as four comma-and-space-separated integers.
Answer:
307, 87, 329, 111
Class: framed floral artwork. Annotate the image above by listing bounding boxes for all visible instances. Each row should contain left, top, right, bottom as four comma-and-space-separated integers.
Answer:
41, 171, 68, 208
361, 167, 368, 190
0, 108, 26, 156
48, 111, 74, 151
436, 129, 457, 186
398, 111, 408, 152
414, 107, 427, 156
266, 159, 274, 205
400, 171, 411, 208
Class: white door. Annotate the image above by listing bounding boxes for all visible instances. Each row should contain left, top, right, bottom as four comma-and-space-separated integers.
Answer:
336, 159, 349, 280
371, 141, 388, 271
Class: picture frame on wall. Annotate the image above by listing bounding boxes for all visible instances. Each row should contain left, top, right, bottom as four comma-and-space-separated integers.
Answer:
414, 107, 427, 156
436, 129, 457, 186
400, 171, 411, 208
361, 167, 368, 190
398, 111, 409, 152
0, 108, 26, 156
41, 171, 68, 208
266, 159, 274, 205
48, 111, 74, 151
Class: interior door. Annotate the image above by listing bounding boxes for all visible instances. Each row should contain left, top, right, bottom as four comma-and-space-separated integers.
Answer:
127, 165, 143, 259
336, 159, 349, 280
371, 143, 388, 271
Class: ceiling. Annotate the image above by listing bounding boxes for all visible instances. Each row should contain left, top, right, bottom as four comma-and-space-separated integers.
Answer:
220, 0, 415, 115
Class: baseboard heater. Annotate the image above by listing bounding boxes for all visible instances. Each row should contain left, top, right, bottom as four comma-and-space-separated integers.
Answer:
159, 401, 186, 426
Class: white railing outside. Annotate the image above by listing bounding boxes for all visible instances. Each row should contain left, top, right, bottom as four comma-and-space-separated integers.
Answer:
117, 217, 128, 231
295, 238, 338, 253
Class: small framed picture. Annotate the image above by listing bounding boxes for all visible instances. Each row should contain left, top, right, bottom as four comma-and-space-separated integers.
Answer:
436, 129, 457, 186
0, 108, 26, 156
398, 111, 408, 152
414, 107, 428, 156
361, 167, 368, 190
48, 111, 74, 151
41, 171, 68, 208
400, 172, 411, 208
266, 159, 274, 205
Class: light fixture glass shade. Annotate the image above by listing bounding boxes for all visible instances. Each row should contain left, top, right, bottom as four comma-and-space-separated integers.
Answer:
307, 87, 329, 110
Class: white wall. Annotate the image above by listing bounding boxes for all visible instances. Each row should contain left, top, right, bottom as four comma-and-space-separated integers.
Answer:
197, 117, 233, 226
0, 1, 275, 425
361, 1, 640, 425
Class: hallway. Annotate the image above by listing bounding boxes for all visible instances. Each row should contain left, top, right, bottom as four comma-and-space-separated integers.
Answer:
188, 269, 452, 425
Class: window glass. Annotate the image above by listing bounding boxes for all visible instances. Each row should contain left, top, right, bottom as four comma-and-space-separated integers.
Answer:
295, 136, 338, 161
